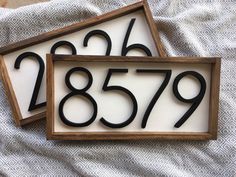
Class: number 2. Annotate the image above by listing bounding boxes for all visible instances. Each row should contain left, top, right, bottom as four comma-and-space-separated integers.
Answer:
14, 52, 46, 111
83, 30, 112, 56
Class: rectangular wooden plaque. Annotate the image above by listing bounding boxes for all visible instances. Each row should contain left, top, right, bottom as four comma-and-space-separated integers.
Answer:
47, 54, 220, 140
0, 0, 166, 126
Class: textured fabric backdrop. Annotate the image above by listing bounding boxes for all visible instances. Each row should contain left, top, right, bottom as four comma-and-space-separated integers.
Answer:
0, 0, 235, 176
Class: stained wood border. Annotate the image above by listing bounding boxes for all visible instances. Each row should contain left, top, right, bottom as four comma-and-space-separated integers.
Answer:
47, 54, 220, 140
0, 0, 166, 126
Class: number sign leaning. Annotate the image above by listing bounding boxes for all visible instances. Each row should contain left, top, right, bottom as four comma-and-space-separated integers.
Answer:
0, 0, 166, 126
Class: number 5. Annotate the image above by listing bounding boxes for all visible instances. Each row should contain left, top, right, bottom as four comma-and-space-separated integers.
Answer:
100, 69, 138, 128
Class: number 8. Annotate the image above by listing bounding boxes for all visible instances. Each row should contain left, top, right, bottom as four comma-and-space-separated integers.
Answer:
58, 67, 97, 127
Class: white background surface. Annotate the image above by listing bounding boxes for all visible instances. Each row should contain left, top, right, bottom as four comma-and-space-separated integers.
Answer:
3, 10, 158, 119
54, 61, 211, 132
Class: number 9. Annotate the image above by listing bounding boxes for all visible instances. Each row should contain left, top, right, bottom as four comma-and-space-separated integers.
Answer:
173, 71, 206, 128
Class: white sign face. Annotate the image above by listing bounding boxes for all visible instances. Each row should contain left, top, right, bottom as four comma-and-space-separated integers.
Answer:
47, 56, 220, 140
1, 2, 164, 125
54, 62, 210, 132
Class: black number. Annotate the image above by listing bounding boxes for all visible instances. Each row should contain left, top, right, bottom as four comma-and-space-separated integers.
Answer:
59, 67, 97, 127
83, 30, 112, 56
100, 69, 138, 128
136, 69, 172, 128
122, 18, 152, 56
50, 41, 77, 54
173, 71, 206, 128
14, 52, 46, 111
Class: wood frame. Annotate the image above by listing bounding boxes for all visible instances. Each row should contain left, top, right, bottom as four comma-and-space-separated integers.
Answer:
0, 0, 166, 126
47, 54, 220, 140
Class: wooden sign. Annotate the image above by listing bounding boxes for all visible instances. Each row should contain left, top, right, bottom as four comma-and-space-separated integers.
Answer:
0, 0, 166, 126
47, 54, 220, 140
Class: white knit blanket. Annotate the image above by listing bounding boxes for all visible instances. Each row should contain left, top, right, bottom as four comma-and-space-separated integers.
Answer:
0, 0, 235, 176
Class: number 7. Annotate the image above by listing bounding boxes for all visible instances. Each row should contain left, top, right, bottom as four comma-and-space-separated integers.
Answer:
136, 69, 171, 128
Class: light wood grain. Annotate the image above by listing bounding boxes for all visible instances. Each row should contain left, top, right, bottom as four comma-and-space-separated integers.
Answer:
46, 54, 54, 139
0, 0, 48, 8
0, 55, 22, 126
208, 58, 221, 139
